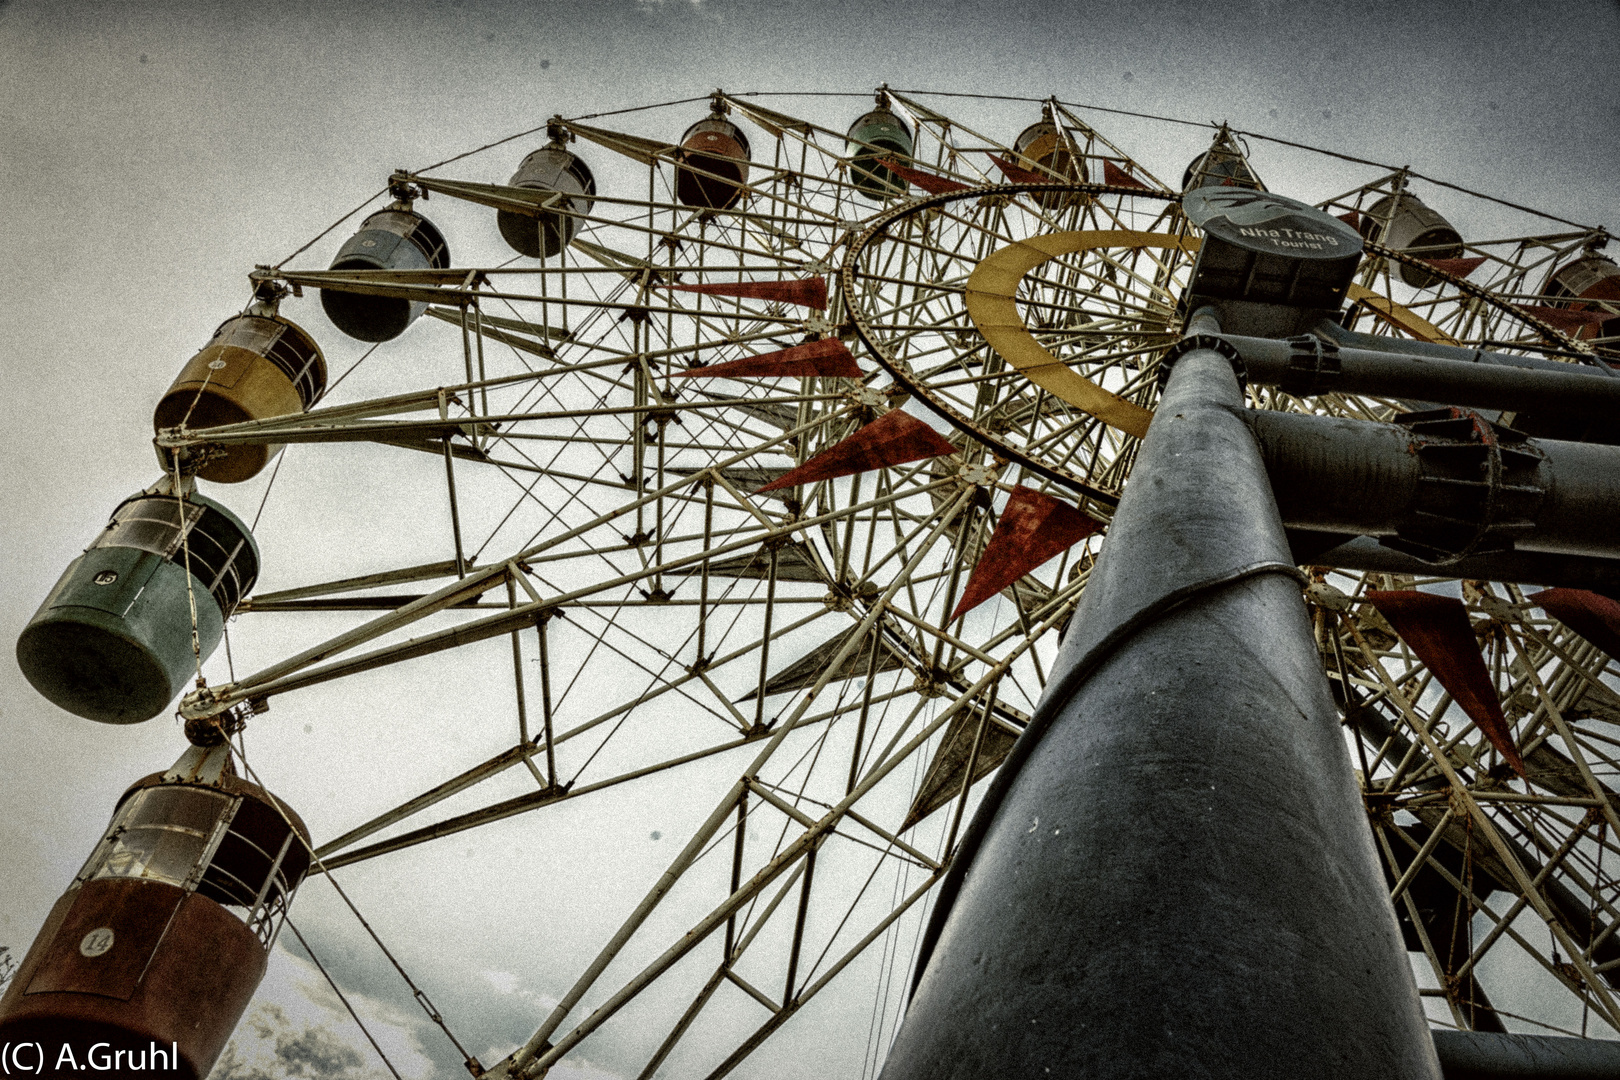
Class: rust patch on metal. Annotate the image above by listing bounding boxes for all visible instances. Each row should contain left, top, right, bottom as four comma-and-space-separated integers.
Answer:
25, 880, 185, 1001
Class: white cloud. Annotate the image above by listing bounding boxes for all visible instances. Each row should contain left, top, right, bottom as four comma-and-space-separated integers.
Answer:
210, 949, 437, 1080
481, 968, 522, 996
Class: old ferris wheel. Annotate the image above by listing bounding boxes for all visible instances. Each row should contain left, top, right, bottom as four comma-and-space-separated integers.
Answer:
5, 87, 1620, 1079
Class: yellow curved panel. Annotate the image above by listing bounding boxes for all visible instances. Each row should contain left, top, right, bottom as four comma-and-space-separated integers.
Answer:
1344, 283, 1460, 347
964, 231, 1200, 439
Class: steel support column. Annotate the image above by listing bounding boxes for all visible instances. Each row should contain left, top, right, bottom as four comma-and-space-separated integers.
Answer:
1432, 1030, 1620, 1080
880, 326, 1440, 1079
1251, 409, 1620, 560
1295, 534, 1620, 593
1229, 332, 1620, 419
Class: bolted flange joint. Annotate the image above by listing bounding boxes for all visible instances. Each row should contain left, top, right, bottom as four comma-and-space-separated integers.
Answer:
1278, 334, 1342, 397
1156, 333, 1245, 390
1382, 407, 1547, 565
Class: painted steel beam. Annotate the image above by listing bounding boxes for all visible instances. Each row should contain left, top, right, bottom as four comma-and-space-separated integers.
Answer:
1293, 533, 1620, 593
1432, 1030, 1620, 1080
881, 321, 1439, 1078
1251, 409, 1620, 561
1229, 334, 1620, 418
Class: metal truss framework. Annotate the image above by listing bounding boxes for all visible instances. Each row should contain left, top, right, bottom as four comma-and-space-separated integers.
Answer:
144, 90, 1620, 1076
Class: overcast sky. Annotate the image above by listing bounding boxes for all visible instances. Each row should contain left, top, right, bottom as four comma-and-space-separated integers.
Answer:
3, 1, 1619, 1077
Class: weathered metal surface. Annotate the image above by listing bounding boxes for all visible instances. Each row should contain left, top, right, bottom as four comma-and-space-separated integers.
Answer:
1183, 187, 1364, 337
0, 764, 308, 1080
17, 486, 256, 724
884, 338, 1438, 1079
21, 879, 185, 1000
499, 143, 596, 259
153, 312, 325, 483
1366, 590, 1525, 775
321, 206, 451, 342
1315, 321, 1592, 375
668, 276, 828, 310
1382, 409, 1544, 564
675, 115, 751, 211
0, 890, 263, 1080
1529, 587, 1620, 658
846, 107, 913, 200
1230, 331, 1620, 417
1252, 407, 1620, 563
948, 485, 1099, 621
676, 337, 862, 380
756, 410, 954, 493
1431, 1030, 1620, 1079
1361, 191, 1464, 289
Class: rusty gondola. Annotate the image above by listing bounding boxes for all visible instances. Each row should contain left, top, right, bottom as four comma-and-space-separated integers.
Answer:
0, 746, 309, 1080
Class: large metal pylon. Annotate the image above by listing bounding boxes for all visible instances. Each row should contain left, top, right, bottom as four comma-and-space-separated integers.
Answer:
880, 313, 1442, 1078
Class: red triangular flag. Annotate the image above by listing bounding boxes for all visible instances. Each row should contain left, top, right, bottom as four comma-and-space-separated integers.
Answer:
881, 156, 971, 195
669, 277, 828, 310
1419, 256, 1487, 280
1530, 588, 1620, 659
1367, 590, 1524, 776
757, 410, 955, 493
1513, 304, 1610, 332
987, 153, 1046, 185
950, 486, 1101, 621
1103, 160, 1150, 190
678, 338, 862, 380
1337, 210, 1361, 232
